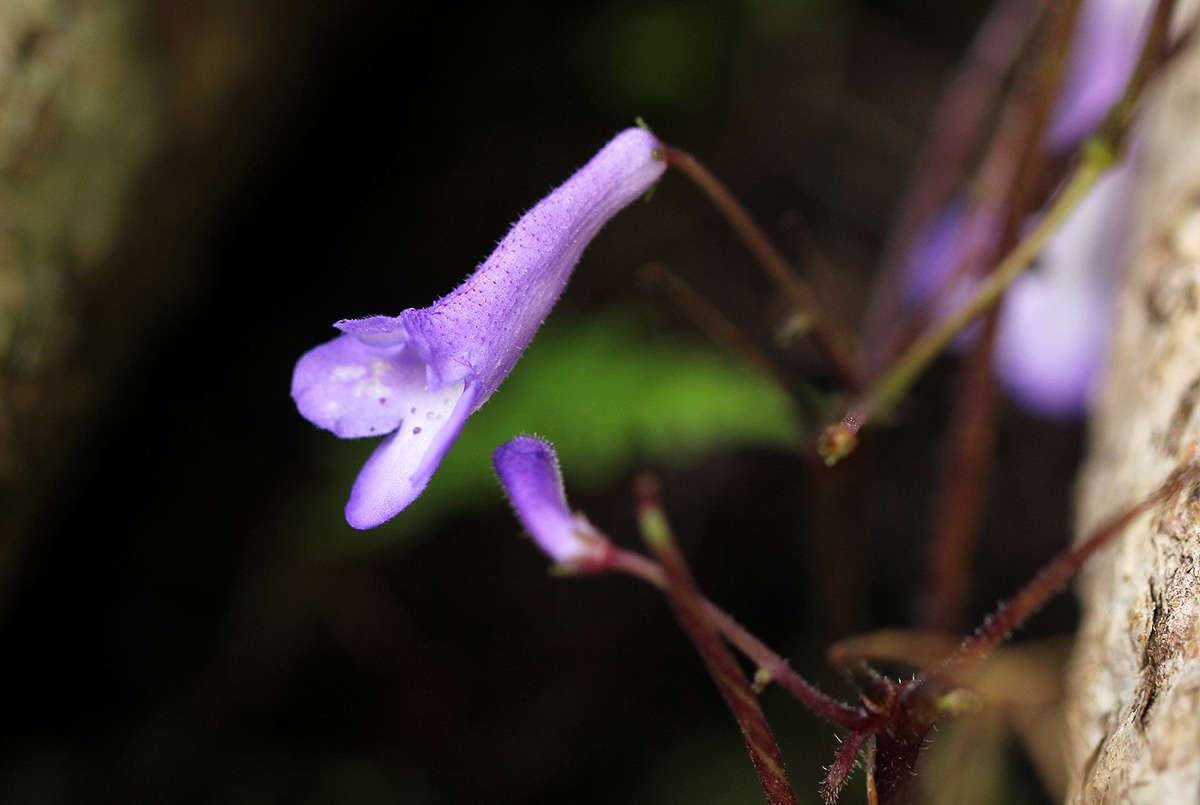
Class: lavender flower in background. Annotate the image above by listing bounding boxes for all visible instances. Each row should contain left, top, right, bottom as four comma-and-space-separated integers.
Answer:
1045, 0, 1154, 149
904, 0, 1150, 418
903, 200, 1002, 338
493, 436, 607, 565
994, 160, 1133, 416
292, 128, 666, 529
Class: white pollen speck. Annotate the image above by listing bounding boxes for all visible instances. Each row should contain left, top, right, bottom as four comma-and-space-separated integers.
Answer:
331, 365, 366, 381
353, 376, 392, 399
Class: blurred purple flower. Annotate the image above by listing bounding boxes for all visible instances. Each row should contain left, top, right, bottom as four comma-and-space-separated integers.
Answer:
493, 436, 607, 565
1046, 0, 1155, 149
905, 0, 1150, 418
904, 200, 1003, 333
994, 160, 1133, 416
293, 128, 665, 528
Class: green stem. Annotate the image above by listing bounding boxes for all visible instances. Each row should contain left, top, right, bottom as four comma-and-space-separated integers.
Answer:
860, 0, 1047, 375
818, 145, 1110, 465
819, 0, 1176, 464
867, 145, 1111, 419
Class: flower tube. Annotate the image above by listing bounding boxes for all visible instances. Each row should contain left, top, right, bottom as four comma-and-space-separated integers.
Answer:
292, 128, 665, 528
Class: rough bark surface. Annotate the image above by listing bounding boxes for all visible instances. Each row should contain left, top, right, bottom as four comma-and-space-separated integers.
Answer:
1067, 16, 1200, 804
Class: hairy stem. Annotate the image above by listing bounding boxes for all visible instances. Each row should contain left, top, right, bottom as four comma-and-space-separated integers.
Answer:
639, 263, 797, 398
822, 730, 870, 804
920, 313, 1001, 630
658, 145, 863, 392
635, 475, 799, 805
608, 542, 870, 730
931, 463, 1198, 686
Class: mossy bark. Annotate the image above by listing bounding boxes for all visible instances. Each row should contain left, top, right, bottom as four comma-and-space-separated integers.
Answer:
0, 0, 339, 611
0, 0, 162, 604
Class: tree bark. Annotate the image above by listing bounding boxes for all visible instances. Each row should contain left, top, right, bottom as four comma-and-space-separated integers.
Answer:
1067, 11, 1200, 802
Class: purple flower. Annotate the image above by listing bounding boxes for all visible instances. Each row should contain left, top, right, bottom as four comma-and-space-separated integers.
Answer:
493, 436, 607, 565
292, 129, 666, 529
903, 0, 1149, 418
904, 200, 1002, 327
994, 160, 1133, 416
906, 166, 1133, 417
1045, 0, 1155, 149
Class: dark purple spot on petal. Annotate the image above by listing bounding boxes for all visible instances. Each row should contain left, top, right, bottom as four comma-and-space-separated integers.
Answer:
410, 407, 417, 414
412, 426, 422, 435
379, 397, 387, 405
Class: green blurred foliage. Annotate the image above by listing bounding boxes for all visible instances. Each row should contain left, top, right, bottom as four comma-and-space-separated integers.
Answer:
744, 0, 834, 39
296, 309, 802, 557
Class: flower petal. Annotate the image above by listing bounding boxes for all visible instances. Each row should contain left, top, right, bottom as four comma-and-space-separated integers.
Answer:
994, 161, 1132, 417
905, 202, 1002, 351
493, 436, 601, 564
995, 281, 1109, 417
1045, 0, 1154, 149
335, 315, 408, 346
905, 202, 1000, 308
345, 381, 477, 529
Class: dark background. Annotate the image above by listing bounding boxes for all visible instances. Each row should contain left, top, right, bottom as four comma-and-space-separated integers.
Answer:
1, 1, 1081, 802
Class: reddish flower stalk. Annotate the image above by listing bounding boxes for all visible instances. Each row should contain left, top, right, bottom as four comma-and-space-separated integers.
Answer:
919, 315, 1001, 631
493, 435, 868, 731
635, 474, 799, 805
608, 544, 870, 731
656, 144, 863, 393
921, 0, 1084, 629
821, 730, 870, 804
639, 263, 795, 396
931, 462, 1199, 687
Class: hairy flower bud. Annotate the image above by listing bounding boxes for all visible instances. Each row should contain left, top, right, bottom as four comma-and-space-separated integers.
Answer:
493, 436, 606, 565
